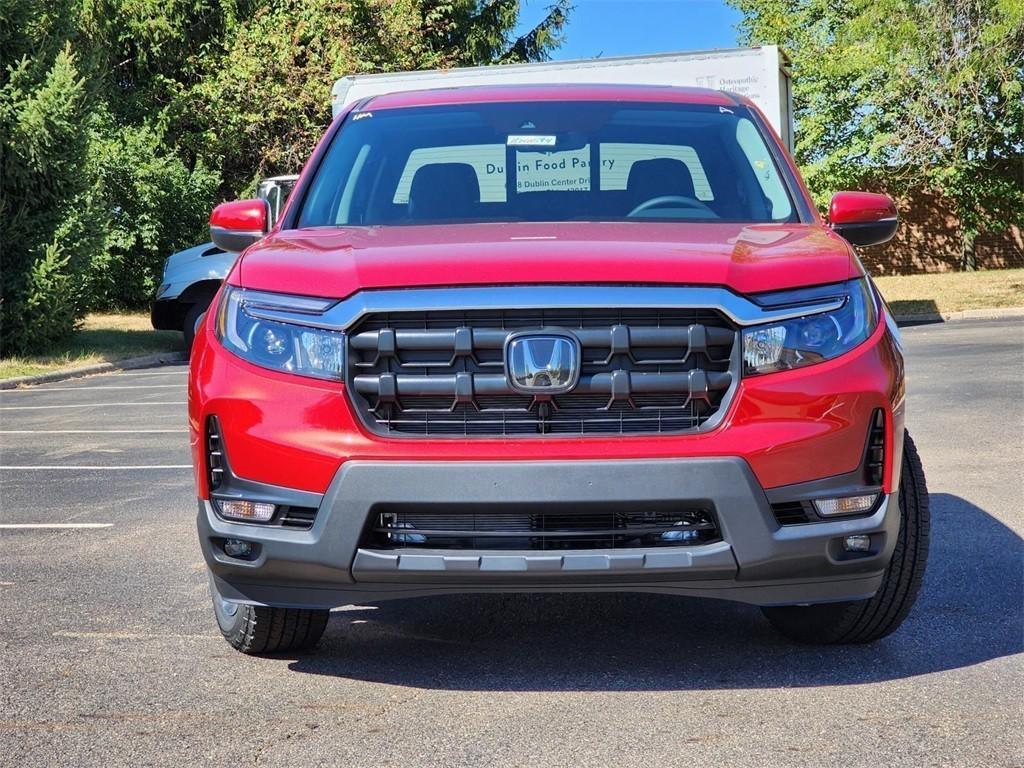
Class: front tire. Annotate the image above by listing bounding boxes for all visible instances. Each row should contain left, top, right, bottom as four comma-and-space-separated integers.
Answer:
209, 574, 329, 654
762, 431, 930, 644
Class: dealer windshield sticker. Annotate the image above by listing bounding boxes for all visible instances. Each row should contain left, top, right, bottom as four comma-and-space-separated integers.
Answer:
507, 134, 557, 147
514, 146, 591, 192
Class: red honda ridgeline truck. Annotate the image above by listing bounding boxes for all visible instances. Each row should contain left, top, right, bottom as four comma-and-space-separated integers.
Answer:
191, 84, 928, 655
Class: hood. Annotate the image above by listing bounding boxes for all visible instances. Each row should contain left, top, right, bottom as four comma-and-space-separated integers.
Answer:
164, 241, 227, 275
232, 222, 859, 298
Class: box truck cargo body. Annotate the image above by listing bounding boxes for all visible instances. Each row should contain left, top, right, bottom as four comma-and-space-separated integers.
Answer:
331, 47, 793, 150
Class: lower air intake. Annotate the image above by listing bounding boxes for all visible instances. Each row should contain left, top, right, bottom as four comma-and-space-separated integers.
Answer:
865, 409, 886, 485
363, 503, 721, 550
205, 416, 225, 491
771, 501, 814, 526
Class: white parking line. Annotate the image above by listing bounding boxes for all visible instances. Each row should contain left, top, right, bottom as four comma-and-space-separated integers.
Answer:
3, 384, 185, 392
0, 465, 191, 470
53, 630, 217, 641
0, 402, 186, 411
108, 370, 188, 376
0, 523, 114, 529
0, 429, 188, 434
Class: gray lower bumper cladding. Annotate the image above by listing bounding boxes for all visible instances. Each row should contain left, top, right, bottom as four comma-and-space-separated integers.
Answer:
198, 458, 898, 609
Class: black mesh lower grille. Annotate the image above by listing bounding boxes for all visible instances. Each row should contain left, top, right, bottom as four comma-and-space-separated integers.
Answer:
346, 307, 738, 437
363, 503, 721, 550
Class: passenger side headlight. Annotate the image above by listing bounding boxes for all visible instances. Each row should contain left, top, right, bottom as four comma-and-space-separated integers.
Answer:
214, 286, 344, 380
743, 279, 878, 375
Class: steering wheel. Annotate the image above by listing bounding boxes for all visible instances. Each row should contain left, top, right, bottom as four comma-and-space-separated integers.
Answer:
627, 195, 717, 218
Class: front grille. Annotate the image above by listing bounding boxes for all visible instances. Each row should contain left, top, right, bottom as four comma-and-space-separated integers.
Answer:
345, 307, 738, 436
363, 503, 721, 550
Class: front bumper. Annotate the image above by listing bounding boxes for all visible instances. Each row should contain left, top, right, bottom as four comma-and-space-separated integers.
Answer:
151, 297, 187, 331
199, 458, 899, 609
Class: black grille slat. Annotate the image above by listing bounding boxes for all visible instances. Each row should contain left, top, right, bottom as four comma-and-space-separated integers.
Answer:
205, 416, 225, 490
771, 501, 814, 525
278, 506, 318, 529
352, 371, 732, 398
346, 307, 738, 437
865, 409, 886, 485
371, 526, 717, 538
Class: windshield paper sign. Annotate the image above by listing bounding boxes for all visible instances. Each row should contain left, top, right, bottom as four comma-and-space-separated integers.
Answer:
513, 146, 592, 192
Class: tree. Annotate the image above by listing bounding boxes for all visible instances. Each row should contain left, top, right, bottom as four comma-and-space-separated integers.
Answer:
730, 0, 1024, 268
180, 0, 572, 192
0, 43, 100, 353
1, 0, 571, 354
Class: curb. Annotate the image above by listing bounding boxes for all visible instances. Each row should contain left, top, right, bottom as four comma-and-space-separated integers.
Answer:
0, 351, 187, 390
894, 306, 1024, 327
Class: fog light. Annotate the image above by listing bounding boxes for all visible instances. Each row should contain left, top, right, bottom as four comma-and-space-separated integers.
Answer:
223, 538, 253, 558
813, 494, 877, 517
661, 522, 700, 542
217, 499, 276, 522
843, 534, 872, 553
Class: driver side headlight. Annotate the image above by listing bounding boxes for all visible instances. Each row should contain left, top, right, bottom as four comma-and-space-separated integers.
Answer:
743, 279, 878, 375
214, 286, 345, 380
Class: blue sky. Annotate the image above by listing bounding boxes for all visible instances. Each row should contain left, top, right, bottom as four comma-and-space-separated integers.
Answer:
517, 0, 744, 60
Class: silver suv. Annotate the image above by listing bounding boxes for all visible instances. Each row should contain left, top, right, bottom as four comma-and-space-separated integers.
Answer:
151, 175, 298, 350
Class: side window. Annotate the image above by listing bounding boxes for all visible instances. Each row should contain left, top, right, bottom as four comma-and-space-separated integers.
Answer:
393, 145, 506, 203
734, 119, 792, 220
599, 143, 714, 201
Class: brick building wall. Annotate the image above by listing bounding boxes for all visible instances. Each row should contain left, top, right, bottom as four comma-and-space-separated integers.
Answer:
857, 178, 1024, 275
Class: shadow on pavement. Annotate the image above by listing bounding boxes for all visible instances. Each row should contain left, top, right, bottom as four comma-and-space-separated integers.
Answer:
887, 297, 940, 320
289, 493, 1022, 690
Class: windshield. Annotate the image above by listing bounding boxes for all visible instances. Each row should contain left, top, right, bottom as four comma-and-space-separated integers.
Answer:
297, 101, 796, 227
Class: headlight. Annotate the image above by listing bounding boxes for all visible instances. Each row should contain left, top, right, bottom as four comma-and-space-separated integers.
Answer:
214, 286, 344, 380
743, 279, 877, 375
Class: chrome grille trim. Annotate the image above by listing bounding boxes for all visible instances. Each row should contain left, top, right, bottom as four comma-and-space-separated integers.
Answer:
243, 285, 845, 330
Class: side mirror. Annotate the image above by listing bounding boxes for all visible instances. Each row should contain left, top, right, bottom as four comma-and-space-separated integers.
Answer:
828, 191, 898, 247
210, 199, 269, 253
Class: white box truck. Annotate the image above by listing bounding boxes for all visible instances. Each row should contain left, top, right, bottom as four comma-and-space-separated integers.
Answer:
331, 46, 794, 150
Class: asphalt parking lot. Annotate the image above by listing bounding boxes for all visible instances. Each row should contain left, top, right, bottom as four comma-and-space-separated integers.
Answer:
1, 317, 1021, 768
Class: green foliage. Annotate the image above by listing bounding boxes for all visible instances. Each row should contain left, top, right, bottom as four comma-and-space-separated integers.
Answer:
181, 0, 573, 190
86, 123, 221, 307
1, 43, 98, 354
730, 0, 1024, 267
1, 0, 570, 354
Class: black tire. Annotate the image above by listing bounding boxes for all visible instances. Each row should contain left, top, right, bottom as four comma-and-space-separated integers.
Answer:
762, 431, 930, 644
209, 574, 329, 654
183, 303, 206, 356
